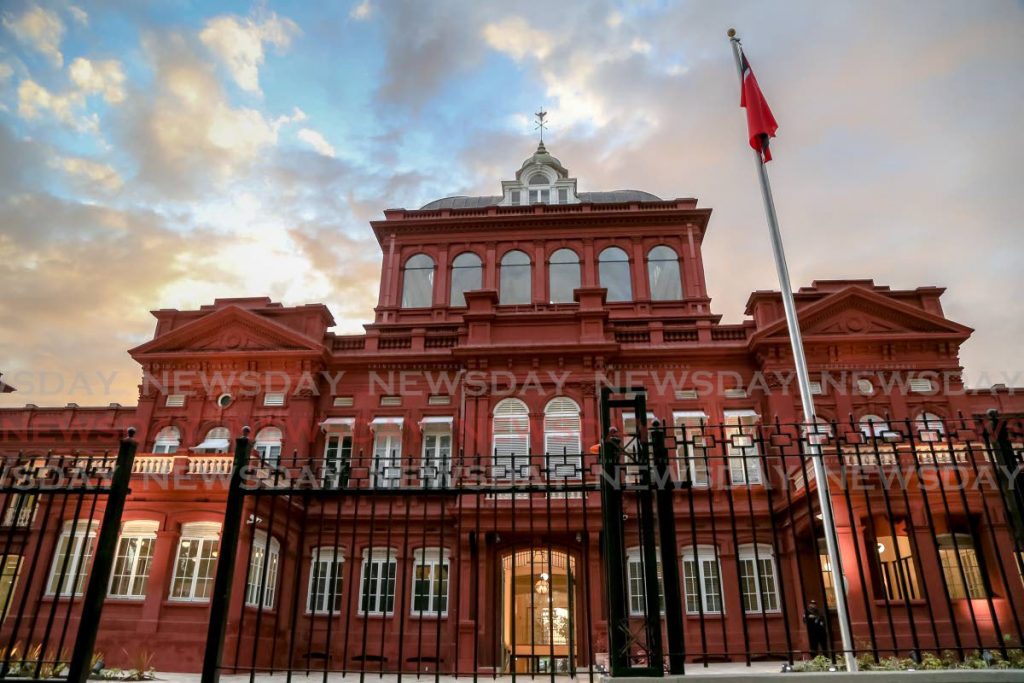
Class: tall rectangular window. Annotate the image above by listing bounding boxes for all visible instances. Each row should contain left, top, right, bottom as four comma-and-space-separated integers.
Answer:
682, 546, 723, 614
0, 556, 21, 621
626, 548, 664, 616
323, 432, 353, 488
307, 547, 344, 614
723, 410, 761, 485
245, 531, 280, 609
938, 534, 986, 599
169, 522, 220, 602
738, 545, 780, 612
2, 494, 37, 528
674, 412, 709, 486
421, 422, 452, 488
411, 548, 449, 616
371, 426, 402, 489
109, 521, 158, 599
46, 521, 97, 597
360, 549, 397, 615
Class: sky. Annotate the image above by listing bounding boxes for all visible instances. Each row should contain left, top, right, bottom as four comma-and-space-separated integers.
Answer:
0, 0, 1022, 407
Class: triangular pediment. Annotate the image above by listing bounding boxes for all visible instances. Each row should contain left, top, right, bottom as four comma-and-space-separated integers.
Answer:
130, 305, 324, 357
753, 286, 972, 344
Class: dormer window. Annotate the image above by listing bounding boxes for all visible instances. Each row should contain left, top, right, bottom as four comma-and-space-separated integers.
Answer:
510, 190, 521, 206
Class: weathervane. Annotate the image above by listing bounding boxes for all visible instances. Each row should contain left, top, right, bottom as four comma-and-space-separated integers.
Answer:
534, 107, 548, 143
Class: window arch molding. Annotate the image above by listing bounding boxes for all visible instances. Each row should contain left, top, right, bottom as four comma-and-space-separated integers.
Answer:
543, 396, 582, 455
646, 244, 683, 301
499, 249, 532, 305
547, 247, 581, 304
492, 398, 530, 478
401, 253, 436, 308
858, 413, 889, 437
598, 246, 633, 302
449, 251, 483, 307
152, 424, 182, 454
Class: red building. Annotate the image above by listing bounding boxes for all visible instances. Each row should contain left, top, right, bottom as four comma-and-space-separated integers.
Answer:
1, 143, 1022, 674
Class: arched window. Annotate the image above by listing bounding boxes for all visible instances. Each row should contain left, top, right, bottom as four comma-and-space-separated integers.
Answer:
153, 426, 180, 454
449, 252, 482, 307
499, 250, 531, 305
859, 414, 888, 438
548, 248, 580, 304
528, 173, 551, 203
492, 398, 529, 479
254, 427, 282, 465
914, 411, 946, 441
544, 397, 582, 479
647, 245, 683, 301
194, 426, 230, 453
401, 254, 435, 308
599, 247, 632, 302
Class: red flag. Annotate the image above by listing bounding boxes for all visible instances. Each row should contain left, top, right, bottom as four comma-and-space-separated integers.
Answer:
739, 51, 778, 162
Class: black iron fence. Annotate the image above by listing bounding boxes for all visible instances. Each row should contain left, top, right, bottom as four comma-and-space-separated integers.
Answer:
200, 409, 1024, 680
0, 433, 137, 682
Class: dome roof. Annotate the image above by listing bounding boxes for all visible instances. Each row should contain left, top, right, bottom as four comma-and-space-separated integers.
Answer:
518, 141, 568, 178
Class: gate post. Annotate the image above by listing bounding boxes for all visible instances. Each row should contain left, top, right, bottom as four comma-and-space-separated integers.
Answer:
988, 410, 1024, 545
201, 428, 252, 683
67, 429, 138, 683
651, 422, 685, 675
599, 389, 630, 676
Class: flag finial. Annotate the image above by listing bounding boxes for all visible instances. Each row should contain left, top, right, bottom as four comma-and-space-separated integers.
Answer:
727, 28, 736, 38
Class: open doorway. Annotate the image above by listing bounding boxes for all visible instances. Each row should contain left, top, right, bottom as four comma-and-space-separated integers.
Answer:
500, 548, 576, 674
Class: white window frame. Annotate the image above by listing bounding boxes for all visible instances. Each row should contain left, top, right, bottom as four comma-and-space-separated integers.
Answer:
626, 547, 664, 616
421, 419, 452, 488
915, 412, 946, 442
674, 411, 709, 486
169, 522, 221, 602
253, 427, 283, 466
723, 410, 761, 485
909, 378, 934, 393
359, 548, 398, 616
165, 393, 186, 407
544, 397, 582, 479
323, 426, 353, 488
493, 398, 530, 480
194, 426, 230, 454
245, 530, 280, 609
371, 420, 403, 489
401, 253, 436, 309
411, 548, 449, 617
108, 520, 158, 600
263, 392, 286, 407
307, 547, 344, 615
46, 520, 97, 597
682, 545, 724, 614
859, 414, 888, 438
737, 543, 780, 613
152, 426, 180, 454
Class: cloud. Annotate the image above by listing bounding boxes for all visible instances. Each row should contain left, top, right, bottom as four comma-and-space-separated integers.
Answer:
297, 128, 336, 157
2, 5, 65, 68
199, 9, 299, 93
350, 0, 372, 21
0, 63, 12, 84
482, 17, 555, 62
68, 57, 126, 103
67, 6, 88, 26
118, 32, 296, 196
17, 79, 92, 130
53, 155, 123, 192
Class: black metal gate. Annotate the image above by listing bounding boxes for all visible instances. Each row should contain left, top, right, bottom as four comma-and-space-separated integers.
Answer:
201, 427, 610, 683
0, 433, 137, 683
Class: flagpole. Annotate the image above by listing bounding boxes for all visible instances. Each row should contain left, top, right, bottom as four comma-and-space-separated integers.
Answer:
728, 29, 858, 672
